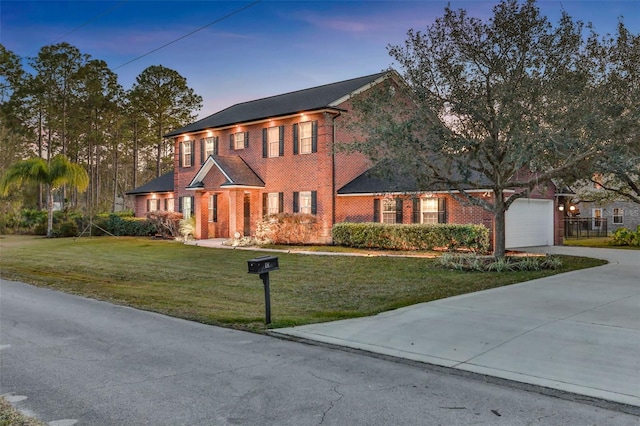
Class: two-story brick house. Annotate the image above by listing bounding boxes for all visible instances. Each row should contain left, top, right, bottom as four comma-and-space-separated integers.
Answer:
129, 71, 563, 248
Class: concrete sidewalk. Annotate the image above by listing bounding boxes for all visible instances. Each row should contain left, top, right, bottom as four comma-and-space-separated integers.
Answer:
273, 246, 640, 407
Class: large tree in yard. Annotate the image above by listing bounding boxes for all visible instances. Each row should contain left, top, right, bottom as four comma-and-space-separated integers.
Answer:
129, 65, 202, 178
1, 155, 89, 237
347, 0, 619, 257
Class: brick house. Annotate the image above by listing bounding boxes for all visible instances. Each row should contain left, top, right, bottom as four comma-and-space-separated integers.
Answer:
129, 71, 563, 248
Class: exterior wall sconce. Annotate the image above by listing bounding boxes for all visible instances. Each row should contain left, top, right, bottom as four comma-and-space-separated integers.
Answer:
569, 205, 576, 212
558, 205, 564, 211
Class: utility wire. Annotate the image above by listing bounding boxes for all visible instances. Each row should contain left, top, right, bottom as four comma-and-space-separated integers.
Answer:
49, 0, 130, 45
113, 0, 262, 70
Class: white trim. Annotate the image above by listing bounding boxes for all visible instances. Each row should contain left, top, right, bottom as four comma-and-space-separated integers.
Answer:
187, 156, 232, 189
219, 185, 264, 190
329, 73, 393, 107
336, 189, 513, 197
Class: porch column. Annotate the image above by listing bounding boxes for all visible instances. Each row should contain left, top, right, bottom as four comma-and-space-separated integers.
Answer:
228, 190, 238, 237
194, 191, 208, 239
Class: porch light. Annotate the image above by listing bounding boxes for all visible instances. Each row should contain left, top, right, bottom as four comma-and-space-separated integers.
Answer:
569, 205, 576, 212
558, 205, 564, 211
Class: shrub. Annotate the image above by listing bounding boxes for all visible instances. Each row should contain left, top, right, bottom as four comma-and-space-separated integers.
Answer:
255, 213, 318, 245
332, 222, 490, 252
147, 211, 183, 238
610, 226, 640, 247
179, 215, 196, 241
93, 213, 157, 237
53, 219, 79, 238
439, 253, 562, 272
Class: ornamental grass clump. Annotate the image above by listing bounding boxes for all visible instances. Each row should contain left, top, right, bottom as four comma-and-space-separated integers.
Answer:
439, 253, 562, 272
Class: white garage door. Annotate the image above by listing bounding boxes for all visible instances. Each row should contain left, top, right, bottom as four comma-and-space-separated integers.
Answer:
505, 199, 554, 248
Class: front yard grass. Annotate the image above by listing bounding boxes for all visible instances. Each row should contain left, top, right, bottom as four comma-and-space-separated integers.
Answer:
0, 235, 606, 332
563, 237, 640, 249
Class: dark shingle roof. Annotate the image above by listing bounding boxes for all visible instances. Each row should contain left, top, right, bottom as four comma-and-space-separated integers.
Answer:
126, 171, 174, 195
338, 166, 492, 195
166, 72, 388, 137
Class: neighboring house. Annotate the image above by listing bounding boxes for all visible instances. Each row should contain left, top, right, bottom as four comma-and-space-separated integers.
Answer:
576, 200, 640, 233
128, 71, 563, 248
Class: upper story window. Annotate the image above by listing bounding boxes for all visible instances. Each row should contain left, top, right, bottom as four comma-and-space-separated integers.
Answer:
293, 121, 317, 154
180, 140, 195, 167
230, 132, 248, 150
202, 137, 218, 163
262, 126, 284, 158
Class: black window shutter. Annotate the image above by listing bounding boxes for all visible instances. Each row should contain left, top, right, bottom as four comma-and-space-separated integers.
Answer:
146, 199, 151, 212
278, 192, 284, 213
190, 141, 195, 166
438, 197, 447, 223
178, 196, 183, 213
213, 194, 218, 222
262, 128, 267, 158
244, 131, 249, 148
396, 198, 403, 224
373, 199, 380, 223
412, 198, 420, 223
278, 125, 284, 156
311, 191, 317, 214
311, 121, 318, 153
262, 193, 268, 217
293, 123, 299, 155
293, 191, 299, 213
200, 139, 205, 164
214, 136, 219, 155
179, 142, 183, 167
229, 134, 234, 150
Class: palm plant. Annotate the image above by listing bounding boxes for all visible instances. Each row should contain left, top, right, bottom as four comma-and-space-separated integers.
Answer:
0, 155, 89, 237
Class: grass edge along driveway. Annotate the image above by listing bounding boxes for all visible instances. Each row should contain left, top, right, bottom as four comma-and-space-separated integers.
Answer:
0, 236, 606, 332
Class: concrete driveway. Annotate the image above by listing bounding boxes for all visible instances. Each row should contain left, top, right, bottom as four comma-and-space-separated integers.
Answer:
273, 246, 640, 407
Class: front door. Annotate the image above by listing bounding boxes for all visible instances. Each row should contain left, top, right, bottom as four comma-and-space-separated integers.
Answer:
243, 193, 251, 237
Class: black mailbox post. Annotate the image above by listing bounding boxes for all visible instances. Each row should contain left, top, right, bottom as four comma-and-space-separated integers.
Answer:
248, 256, 279, 325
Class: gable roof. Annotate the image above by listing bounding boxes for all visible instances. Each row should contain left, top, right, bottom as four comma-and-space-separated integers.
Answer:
126, 171, 174, 195
187, 155, 264, 190
165, 71, 389, 137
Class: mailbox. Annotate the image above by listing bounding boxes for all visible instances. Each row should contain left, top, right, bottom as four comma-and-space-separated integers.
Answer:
247, 255, 279, 275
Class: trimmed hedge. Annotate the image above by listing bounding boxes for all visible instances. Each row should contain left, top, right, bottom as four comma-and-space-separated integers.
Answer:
332, 222, 490, 252
92, 214, 157, 237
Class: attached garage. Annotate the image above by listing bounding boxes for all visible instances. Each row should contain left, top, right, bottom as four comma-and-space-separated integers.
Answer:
505, 198, 554, 248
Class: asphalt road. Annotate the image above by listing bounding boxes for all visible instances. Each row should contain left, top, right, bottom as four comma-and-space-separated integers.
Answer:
1, 278, 638, 425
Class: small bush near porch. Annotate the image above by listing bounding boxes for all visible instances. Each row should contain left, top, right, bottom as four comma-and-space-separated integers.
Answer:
332, 222, 490, 253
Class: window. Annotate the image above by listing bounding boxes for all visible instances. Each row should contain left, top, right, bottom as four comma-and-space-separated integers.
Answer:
592, 208, 602, 229
373, 198, 402, 223
263, 126, 284, 158
164, 198, 174, 212
382, 198, 397, 224
182, 196, 193, 218
202, 137, 217, 163
146, 198, 160, 212
263, 192, 283, 216
613, 208, 623, 224
413, 197, 446, 224
268, 127, 280, 157
293, 121, 317, 154
421, 198, 439, 224
208, 194, 218, 222
180, 140, 194, 167
230, 132, 248, 150
293, 191, 317, 214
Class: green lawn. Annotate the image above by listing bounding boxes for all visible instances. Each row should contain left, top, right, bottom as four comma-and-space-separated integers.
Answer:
0, 235, 606, 332
563, 237, 640, 249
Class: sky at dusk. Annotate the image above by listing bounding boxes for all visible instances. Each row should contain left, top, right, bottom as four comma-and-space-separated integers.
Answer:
2, 1, 639, 119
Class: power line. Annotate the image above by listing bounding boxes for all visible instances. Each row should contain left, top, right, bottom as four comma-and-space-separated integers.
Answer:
49, 1, 130, 45
113, 0, 262, 71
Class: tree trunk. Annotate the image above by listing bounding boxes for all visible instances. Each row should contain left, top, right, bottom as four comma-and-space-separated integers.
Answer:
47, 185, 54, 238
493, 189, 507, 258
